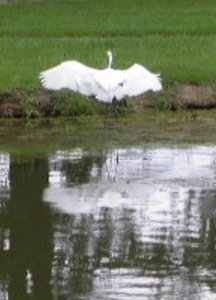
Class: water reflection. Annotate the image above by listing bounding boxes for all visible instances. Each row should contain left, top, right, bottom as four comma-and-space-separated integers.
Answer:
1, 147, 216, 299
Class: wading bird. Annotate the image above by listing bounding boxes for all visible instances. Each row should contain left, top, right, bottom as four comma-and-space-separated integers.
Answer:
39, 51, 162, 116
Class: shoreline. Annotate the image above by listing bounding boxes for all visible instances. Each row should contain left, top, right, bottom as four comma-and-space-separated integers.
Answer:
0, 82, 215, 118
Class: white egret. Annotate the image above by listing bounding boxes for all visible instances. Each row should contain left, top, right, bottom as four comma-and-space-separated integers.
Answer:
39, 51, 162, 104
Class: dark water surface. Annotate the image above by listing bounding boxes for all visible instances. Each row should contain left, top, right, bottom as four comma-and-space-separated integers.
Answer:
1, 146, 216, 300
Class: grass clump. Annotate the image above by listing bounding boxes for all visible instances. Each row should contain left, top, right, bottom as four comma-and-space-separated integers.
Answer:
20, 94, 42, 118
51, 90, 103, 116
150, 96, 175, 111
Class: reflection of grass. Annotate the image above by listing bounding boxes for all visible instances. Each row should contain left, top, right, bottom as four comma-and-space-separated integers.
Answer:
1, 110, 216, 158
0, 0, 215, 90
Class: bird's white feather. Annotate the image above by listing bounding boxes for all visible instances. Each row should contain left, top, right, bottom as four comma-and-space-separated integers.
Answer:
115, 64, 162, 99
39, 52, 162, 103
40, 61, 101, 96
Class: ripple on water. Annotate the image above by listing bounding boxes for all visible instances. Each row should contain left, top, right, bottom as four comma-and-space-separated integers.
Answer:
1, 146, 216, 300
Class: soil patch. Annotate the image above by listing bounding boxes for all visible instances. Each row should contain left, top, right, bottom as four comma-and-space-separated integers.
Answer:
176, 84, 216, 108
0, 89, 55, 117
0, 0, 9, 4
132, 83, 216, 111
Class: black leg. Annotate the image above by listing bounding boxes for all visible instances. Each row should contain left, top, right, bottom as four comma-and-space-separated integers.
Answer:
104, 103, 109, 127
112, 98, 119, 122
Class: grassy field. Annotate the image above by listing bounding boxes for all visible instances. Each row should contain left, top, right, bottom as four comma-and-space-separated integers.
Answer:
0, 0, 215, 90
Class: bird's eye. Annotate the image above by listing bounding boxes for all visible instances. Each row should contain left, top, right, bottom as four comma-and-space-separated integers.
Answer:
119, 82, 124, 87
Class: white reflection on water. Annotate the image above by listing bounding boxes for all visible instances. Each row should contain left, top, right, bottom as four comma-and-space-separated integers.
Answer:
44, 146, 216, 213
0, 153, 10, 199
43, 146, 216, 300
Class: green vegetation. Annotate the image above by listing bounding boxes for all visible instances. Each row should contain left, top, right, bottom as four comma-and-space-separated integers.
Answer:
0, 0, 215, 90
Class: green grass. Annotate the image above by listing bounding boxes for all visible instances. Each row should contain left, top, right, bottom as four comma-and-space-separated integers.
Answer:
51, 90, 103, 116
0, 0, 215, 90
1, 0, 216, 37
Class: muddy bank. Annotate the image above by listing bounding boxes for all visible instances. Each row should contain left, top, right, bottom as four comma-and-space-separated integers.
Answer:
133, 83, 216, 111
0, 89, 55, 117
0, 83, 216, 117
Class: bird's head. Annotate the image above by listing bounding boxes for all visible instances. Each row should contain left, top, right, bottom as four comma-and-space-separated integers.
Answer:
106, 50, 113, 68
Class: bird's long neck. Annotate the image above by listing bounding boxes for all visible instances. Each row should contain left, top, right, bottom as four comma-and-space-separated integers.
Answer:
107, 51, 113, 68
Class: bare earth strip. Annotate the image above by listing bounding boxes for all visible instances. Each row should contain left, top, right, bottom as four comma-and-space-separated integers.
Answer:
0, 0, 9, 4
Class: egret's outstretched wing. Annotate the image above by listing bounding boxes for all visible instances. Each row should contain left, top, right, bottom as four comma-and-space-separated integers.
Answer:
39, 60, 162, 103
113, 64, 162, 100
40, 61, 101, 97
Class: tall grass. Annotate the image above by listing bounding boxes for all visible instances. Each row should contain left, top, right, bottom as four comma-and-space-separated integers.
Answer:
1, 0, 216, 37
0, 0, 215, 90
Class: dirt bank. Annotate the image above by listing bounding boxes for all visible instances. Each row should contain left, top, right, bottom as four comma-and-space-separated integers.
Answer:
0, 83, 215, 117
132, 83, 216, 111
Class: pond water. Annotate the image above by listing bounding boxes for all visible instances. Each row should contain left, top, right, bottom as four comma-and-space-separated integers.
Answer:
1, 146, 216, 300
